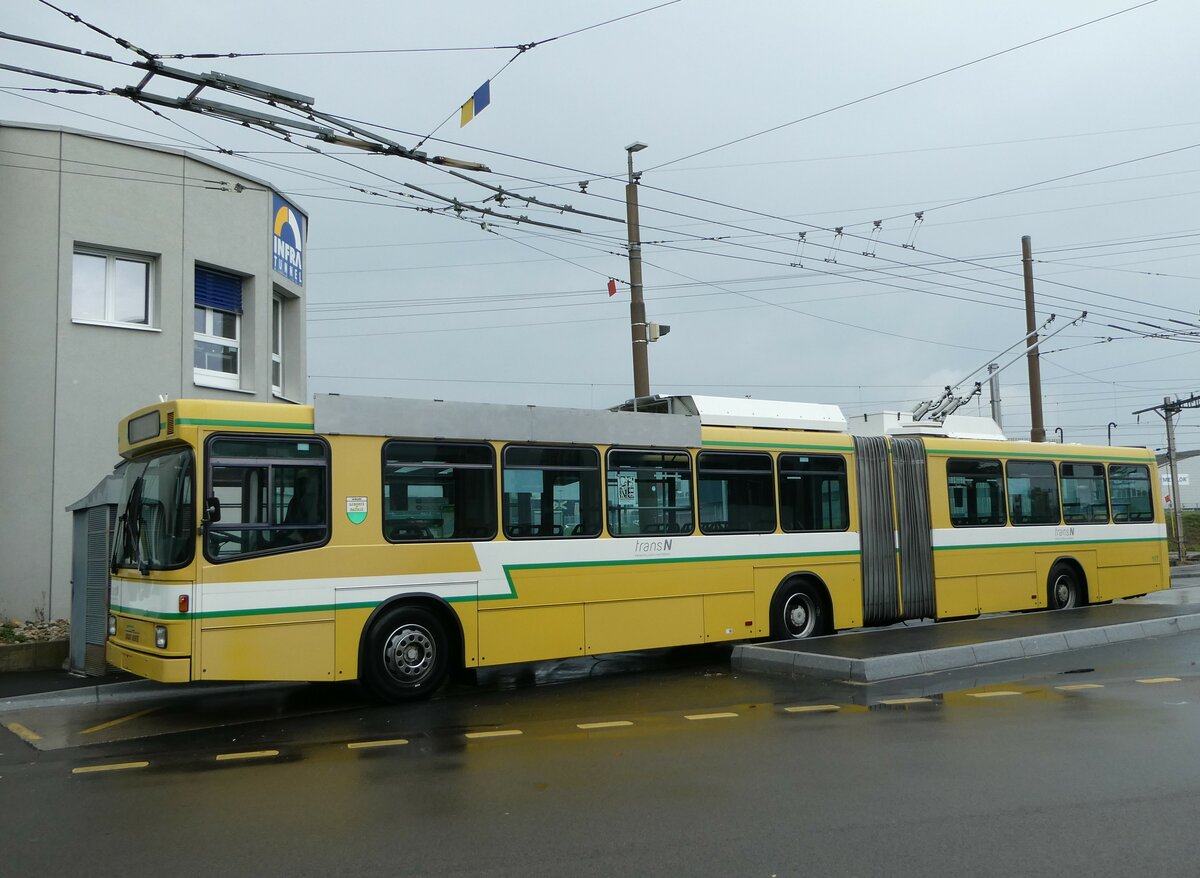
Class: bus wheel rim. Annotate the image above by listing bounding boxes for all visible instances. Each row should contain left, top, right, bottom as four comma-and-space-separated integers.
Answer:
1054, 575, 1074, 608
382, 624, 435, 684
783, 592, 816, 638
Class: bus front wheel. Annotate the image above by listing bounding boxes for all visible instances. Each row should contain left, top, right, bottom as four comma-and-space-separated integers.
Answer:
363, 606, 449, 702
770, 581, 830, 640
1047, 563, 1083, 611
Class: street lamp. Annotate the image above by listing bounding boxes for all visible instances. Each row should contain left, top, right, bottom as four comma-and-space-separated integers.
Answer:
1054, 427, 1064, 443
1108, 421, 1117, 445
625, 142, 650, 400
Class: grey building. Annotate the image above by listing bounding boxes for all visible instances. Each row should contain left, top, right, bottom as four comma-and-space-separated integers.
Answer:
0, 121, 308, 622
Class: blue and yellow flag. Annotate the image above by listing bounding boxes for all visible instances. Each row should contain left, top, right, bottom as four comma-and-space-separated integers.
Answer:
459, 80, 491, 127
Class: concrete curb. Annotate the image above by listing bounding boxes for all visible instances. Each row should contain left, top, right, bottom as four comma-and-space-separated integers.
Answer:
0, 679, 300, 714
733, 613, 1200, 684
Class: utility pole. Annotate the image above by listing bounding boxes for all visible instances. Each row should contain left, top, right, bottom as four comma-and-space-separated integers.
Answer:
1022, 235, 1046, 442
1134, 393, 1200, 564
625, 142, 650, 400
1164, 397, 1186, 564
988, 363, 1003, 428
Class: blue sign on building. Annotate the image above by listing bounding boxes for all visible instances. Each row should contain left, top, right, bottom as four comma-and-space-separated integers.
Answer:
272, 195, 304, 285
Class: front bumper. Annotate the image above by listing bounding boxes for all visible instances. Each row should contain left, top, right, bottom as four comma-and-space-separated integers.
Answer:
106, 640, 191, 683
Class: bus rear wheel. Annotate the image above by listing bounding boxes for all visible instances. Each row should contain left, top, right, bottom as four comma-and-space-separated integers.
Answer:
1047, 563, 1083, 611
363, 606, 449, 702
771, 582, 829, 640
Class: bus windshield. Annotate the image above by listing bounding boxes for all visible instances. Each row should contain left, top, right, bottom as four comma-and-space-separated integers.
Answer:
112, 448, 196, 572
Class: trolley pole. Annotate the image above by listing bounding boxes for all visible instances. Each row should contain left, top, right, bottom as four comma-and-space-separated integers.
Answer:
625, 142, 650, 400
1022, 235, 1046, 442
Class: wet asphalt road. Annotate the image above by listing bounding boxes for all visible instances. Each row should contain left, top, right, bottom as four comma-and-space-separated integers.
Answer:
3, 599, 1200, 876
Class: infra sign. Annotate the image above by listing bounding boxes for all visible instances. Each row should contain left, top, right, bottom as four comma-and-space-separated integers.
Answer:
272, 194, 304, 285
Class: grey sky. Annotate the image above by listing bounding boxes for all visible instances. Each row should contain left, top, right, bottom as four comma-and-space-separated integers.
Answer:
3, 0, 1198, 449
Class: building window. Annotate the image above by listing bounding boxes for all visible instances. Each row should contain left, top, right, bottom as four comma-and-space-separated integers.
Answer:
194, 267, 242, 390
271, 295, 284, 395
72, 249, 153, 327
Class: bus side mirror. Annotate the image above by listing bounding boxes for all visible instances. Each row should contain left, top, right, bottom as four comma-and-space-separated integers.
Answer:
205, 496, 221, 524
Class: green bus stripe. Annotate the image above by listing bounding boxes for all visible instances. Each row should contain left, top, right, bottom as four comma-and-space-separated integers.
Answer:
174, 417, 315, 430
112, 593, 483, 621
925, 447, 1149, 463
702, 440, 855, 452
500, 550, 861, 593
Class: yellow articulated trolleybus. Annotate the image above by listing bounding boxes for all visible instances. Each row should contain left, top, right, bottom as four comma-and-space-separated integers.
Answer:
106, 393, 1169, 701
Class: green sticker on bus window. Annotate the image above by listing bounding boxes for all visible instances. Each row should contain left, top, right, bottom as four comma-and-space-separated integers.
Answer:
346, 496, 368, 525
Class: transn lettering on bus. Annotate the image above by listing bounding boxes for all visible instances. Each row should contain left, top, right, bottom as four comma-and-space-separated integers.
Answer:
636, 538, 672, 554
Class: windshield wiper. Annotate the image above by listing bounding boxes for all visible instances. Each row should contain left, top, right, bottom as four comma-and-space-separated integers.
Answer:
113, 476, 149, 576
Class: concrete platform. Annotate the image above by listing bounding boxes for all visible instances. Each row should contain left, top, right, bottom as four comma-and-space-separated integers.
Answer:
732, 599, 1200, 684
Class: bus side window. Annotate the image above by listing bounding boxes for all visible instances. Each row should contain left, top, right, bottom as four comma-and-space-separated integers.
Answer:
697, 451, 775, 535
204, 437, 329, 561
778, 454, 848, 532
1061, 462, 1109, 524
947, 458, 1005, 527
606, 448, 694, 537
502, 445, 602, 539
1108, 463, 1152, 523
1006, 460, 1060, 526
383, 440, 496, 542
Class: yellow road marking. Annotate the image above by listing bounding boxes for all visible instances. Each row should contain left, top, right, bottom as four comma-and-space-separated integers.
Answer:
3, 722, 42, 743
1056, 683, 1104, 691
1137, 677, 1182, 684
215, 749, 279, 761
684, 712, 738, 721
784, 704, 841, 713
464, 729, 523, 739
966, 691, 1023, 699
80, 707, 160, 735
577, 721, 634, 730
346, 738, 409, 750
72, 761, 149, 775
878, 698, 932, 705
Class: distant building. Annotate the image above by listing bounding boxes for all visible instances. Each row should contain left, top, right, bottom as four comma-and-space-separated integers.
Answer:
0, 121, 308, 621
1158, 451, 1200, 511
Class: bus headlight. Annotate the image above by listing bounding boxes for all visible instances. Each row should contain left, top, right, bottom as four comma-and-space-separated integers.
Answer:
155, 625, 168, 649
108, 615, 116, 637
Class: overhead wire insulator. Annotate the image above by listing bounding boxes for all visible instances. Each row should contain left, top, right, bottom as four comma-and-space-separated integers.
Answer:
789, 231, 807, 268
824, 227, 844, 264
902, 211, 925, 250
862, 219, 882, 257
